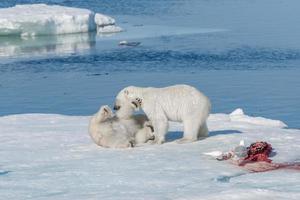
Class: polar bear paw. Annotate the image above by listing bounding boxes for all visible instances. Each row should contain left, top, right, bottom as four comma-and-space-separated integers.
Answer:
176, 138, 197, 144
147, 138, 165, 145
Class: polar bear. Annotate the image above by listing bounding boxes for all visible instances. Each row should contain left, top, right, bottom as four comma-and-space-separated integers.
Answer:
89, 105, 155, 148
114, 84, 211, 144
135, 121, 155, 144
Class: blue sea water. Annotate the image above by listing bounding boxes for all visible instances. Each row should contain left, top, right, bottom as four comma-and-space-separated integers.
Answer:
0, 0, 299, 128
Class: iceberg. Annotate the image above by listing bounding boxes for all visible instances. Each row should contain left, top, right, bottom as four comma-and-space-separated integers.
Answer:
94, 13, 123, 33
94, 13, 115, 27
1, 109, 300, 199
0, 4, 122, 37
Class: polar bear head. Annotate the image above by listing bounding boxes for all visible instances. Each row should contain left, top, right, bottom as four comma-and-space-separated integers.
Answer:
94, 105, 114, 123
114, 86, 142, 118
89, 105, 114, 146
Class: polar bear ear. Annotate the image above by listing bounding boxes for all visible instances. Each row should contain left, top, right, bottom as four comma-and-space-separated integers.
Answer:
124, 89, 129, 96
103, 107, 109, 115
96, 106, 112, 122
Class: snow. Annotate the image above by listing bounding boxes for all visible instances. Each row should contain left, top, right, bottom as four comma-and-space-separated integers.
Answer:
94, 13, 123, 33
0, 109, 300, 199
203, 151, 223, 158
0, 4, 122, 37
229, 108, 287, 128
94, 13, 115, 26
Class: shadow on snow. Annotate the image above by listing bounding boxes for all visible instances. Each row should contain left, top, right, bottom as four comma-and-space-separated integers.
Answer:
165, 129, 242, 142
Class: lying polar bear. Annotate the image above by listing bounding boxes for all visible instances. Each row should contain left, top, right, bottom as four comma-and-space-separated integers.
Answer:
89, 105, 155, 148
114, 84, 211, 144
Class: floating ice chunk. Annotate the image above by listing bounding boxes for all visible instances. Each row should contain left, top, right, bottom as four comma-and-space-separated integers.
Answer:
97, 25, 123, 33
94, 13, 123, 33
0, 4, 96, 37
0, 4, 123, 37
230, 108, 287, 128
94, 13, 115, 26
119, 40, 141, 46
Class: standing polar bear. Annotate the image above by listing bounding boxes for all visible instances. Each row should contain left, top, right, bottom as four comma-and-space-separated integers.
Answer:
114, 84, 211, 144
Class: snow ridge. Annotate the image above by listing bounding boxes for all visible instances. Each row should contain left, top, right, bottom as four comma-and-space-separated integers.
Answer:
229, 108, 287, 128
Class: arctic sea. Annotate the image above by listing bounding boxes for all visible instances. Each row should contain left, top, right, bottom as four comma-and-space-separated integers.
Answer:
0, 0, 299, 129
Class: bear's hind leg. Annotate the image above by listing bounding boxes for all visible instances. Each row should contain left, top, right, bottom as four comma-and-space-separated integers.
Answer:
198, 121, 209, 139
177, 119, 200, 144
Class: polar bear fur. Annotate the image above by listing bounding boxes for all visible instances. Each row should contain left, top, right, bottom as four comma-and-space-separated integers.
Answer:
135, 121, 155, 144
89, 105, 154, 148
114, 84, 211, 144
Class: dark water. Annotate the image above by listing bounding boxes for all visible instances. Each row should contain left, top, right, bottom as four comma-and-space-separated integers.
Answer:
0, 0, 299, 128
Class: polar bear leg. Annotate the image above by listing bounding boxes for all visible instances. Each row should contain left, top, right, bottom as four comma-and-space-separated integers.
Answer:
198, 121, 209, 138
177, 118, 200, 143
135, 122, 155, 144
100, 134, 135, 148
143, 103, 168, 144
151, 118, 168, 144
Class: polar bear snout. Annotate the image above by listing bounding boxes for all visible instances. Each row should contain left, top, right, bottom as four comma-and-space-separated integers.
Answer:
148, 135, 155, 141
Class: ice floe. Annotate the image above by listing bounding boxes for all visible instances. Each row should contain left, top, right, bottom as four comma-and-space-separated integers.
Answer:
94, 13, 123, 33
0, 109, 299, 199
0, 4, 122, 37
94, 13, 115, 27
97, 25, 123, 34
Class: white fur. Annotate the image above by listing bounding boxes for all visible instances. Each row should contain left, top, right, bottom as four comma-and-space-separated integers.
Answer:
115, 84, 211, 144
135, 121, 155, 144
89, 105, 154, 148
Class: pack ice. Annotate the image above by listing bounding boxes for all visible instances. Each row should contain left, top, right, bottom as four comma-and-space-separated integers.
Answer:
1, 108, 300, 200
0, 4, 122, 37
